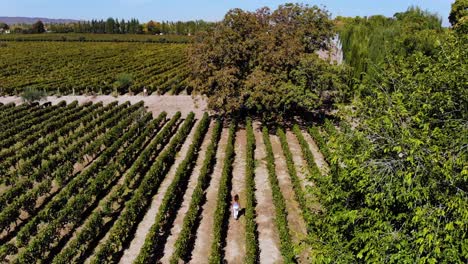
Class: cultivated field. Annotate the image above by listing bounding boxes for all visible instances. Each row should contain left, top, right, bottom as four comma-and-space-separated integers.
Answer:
0, 33, 191, 43
0, 42, 189, 95
0, 100, 330, 263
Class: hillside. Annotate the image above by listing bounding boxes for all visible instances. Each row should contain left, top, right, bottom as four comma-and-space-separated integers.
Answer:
0, 16, 80, 24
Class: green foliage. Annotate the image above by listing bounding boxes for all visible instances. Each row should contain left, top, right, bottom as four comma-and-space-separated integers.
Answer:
245, 118, 259, 263
31, 20, 45, 34
449, 0, 468, 33
0, 42, 188, 94
262, 126, 295, 263
21, 88, 46, 104
169, 119, 222, 263
135, 113, 210, 263
89, 113, 195, 263
277, 127, 311, 226
0, 33, 192, 43
190, 4, 347, 120
338, 7, 444, 85
0, 22, 8, 30
309, 32, 468, 262
209, 122, 235, 264
113, 73, 133, 94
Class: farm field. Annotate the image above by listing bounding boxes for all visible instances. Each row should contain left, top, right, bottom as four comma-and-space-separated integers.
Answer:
0, 33, 191, 43
0, 100, 330, 263
0, 42, 190, 95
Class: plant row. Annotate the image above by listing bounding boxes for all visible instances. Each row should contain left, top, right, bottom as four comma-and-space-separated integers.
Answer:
0, 101, 125, 211
12, 110, 155, 263
0, 103, 148, 235
0, 104, 145, 260
244, 118, 259, 263
208, 122, 236, 264
135, 113, 210, 263
0, 101, 82, 163
262, 127, 296, 263
89, 112, 196, 263
277, 127, 311, 225
0, 101, 68, 150
51, 112, 178, 264
0, 42, 189, 95
1, 102, 104, 180
0, 103, 143, 261
0, 104, 38, 129
292, 124, 322, 179
169, 118, 222, 263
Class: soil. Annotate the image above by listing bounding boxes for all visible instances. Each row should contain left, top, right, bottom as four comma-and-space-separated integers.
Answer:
190, 126, 229, 264
159, 121, 215, 263
118, 119, 200, 264
285, 131, 313, 191
270, 135, 308, 262
252, 122, 282, 264
0, 95, 208, 118
224, 129, 247, 263
301, 130, 329, 175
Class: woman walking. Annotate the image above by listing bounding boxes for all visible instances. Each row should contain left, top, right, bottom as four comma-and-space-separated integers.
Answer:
232, 194, 240, 220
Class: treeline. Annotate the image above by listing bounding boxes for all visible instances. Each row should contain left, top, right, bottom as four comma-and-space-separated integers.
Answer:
307, 1, 468, 262
337, 6, 444, 83
6, 18, 214, 35
49, 18, 143, 34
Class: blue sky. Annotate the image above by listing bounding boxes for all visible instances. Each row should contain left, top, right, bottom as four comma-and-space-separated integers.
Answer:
1, 0, 454, 26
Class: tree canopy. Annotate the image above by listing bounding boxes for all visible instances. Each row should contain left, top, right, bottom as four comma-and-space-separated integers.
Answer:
337, 7, 444, 85
449, 0, 468, 33
31, 20, 45, 34
189, 3, 348, 120
308, 4, 468, 261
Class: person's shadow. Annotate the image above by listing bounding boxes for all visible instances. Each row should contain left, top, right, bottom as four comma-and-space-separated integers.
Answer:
237, 208, 245, 219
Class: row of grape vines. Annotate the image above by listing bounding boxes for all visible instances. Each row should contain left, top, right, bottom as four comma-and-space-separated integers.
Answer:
0, 102, 329, 263
0, 42, 190, 95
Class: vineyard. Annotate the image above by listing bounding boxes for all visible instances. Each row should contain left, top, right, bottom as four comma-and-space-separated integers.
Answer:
0, 100, 330, 263
0, 33, 191, 43
0, 42, 190, 95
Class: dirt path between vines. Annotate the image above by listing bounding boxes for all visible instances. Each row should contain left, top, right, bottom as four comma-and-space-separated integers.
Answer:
190, 126, 229, 264
301, 130, 329, 175
224, 129, 247, 263
285, 131, 313, 191
83, 118, 182, 264
59, 122, 166, 262
253, 122, 282, 264
159, 121, 215, 263
118, 119, 200, 264
0, 95, 207, 118
270, 135, 308, 262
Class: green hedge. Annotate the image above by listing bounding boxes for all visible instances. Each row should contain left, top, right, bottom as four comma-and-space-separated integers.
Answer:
89, 113, 196, 263
244, 118, 259, 263
169, 118, 222, 263
135, 113, 210, 263
277, 127, 311, 226
262, 126, 295, 263
208, 122, 236, 264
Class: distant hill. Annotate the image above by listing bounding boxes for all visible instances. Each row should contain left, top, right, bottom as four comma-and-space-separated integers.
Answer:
0, 16, 81, 24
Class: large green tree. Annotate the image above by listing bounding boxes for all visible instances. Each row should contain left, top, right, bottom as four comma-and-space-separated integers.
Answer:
189, 3, 348, 120
0, 22, 9, 30
310, 31, 468, 263
31, 20, 45, 33
449, 0, 468, 33
338, 7, 443, 85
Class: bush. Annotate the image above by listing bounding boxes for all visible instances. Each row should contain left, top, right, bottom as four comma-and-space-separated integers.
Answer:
21, 88, 46, 104
113, 73, 133, 94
